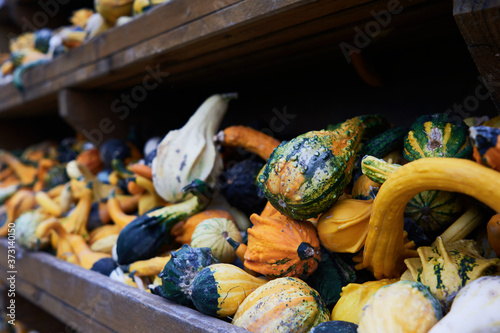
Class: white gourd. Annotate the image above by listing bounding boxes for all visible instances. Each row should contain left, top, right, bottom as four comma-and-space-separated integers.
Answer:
152, 93, 236, 202
428, 276, 500, 333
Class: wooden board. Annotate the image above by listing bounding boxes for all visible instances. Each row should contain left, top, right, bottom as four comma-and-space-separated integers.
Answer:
0, 239, 247, 332
454, 0, 500, 111
0, 0, 447, 118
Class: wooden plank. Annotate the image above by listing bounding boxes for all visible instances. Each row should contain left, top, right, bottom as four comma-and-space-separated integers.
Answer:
0, 239, 247, 332
453, 0, 500, 111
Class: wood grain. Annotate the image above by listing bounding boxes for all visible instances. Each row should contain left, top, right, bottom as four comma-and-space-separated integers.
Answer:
454, 0, 500, 111
0, 239, 247, 332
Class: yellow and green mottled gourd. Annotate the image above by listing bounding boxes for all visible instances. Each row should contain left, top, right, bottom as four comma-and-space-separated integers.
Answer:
232, 277, 330, 333
404, 237, 500, 310
257, 115, 386, 220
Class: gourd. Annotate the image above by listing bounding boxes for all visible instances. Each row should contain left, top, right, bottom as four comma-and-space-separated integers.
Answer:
170, 209, 235, 245
427, 276, 500, 333
357, 280, 443, 333
16, 210, 50, 250
232, 277, 330, 333
61, 182, 93, 239
469, 125, 500, 171
188, 263, 268, 317
115, 179, 212, 265
215, 125, 281, 160
76, 148, 104, 175
403, 113, 472, 161
316, 198, 372, 253
0, 150, 37, 186
155, 244, 219, 306
91, 257, 118, 276
133, 0, 170, 16
95, 0, 134, 25
351, 175, 380, 201
403, 237, 500, 309
107, 190, 138, 229
244, 212, 321, 278
362, 155, 464, 234
152, 93, 237, 203
310, 321, 358, 333
190, 218, 242, 263
358, 157, 500, 279
360, 126, 407, 158
220, 159, 268, 216
487, 213, 500, 256
331, 279, 397, 324
126, 255, 172, 277
257, 115, 385, 220
305, 247, 357, 308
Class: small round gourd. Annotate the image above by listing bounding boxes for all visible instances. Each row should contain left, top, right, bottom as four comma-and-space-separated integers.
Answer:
190, 218, 242, 263
232, 277, 330, 332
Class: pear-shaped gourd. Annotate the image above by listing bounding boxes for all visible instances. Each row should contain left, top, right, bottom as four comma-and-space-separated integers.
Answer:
404, 237, 500, 310
152, 94, 236, 203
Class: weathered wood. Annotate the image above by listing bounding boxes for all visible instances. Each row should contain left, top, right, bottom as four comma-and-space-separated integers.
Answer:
454, 0, 500, 111
58, 89, 130, 146
0, 239, 248, 332
0, 0, 446, 117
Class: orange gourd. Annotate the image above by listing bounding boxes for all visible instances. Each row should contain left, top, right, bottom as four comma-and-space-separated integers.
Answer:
487, 213, 500, 257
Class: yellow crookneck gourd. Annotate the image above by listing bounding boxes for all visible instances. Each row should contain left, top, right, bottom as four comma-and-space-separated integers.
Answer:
107, 189, 138, 229
61, 182, 93, 239
357, 157, 500, 279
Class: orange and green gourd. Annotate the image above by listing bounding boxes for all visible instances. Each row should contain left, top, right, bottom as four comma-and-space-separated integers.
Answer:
257, 115, 386, 220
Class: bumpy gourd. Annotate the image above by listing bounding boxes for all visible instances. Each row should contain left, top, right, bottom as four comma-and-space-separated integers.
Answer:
316, 198, 372, 253
245, 212, 321, 278
404, 237, 500, 309
358, 157, 500, 279
403, 113, 472, 160
153, 94, 236, 203
232, 277, 330, 333
358, 280, 443, 333
257, 115, 385, 220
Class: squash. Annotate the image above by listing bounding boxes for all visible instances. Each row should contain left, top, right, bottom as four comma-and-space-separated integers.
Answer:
257, 115, 385, 220
156, 244, 219, 306
361, 155, 402, 184
310, 321, 358, 333
190, 218, 242, 263
404, 237, 500, 310
16, 210, 50, 250
305, 247, 357, 308
351, 174, 380, 200
107, 190, 138, 229
427, 276, 500, 333
403, 113, 472, 161
360, 126, 407, 158
215, 125, 281, 161
133, 0, 170, 16
331, 279, 397, 324
469, 125, 500, 171
487, 213, 500, 257
189, 263, 268, 317
61, 182, 93, 239
153, 93, 237, 203
89, 234, 118, 254
95, 0, 133, 25
76, 148, 104, 175
220, 159, 268, 216
115, 179, 212, 265
439, 203, 486, 243
358, 280, 443, 333
317, 198, 372, 253
0, 150, 37, 186
126, 255, 171, 277
404, 190, 463, 235
171, 209, 235, 245
232, 277, 330, 333
91, 257, 118, 276
358, 157, 500, 279
244, 212, 321, 278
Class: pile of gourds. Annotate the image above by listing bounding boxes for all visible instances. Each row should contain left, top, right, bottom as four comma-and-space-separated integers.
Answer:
1, 94, 500, 332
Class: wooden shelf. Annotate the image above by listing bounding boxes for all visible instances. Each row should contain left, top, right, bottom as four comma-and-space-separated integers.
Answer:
0, 0, 451, 118
0, 239, 247, 333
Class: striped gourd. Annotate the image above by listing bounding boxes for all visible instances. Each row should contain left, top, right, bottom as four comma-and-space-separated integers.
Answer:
190, 218, 242, 263
189, 263, 268, 317
403, 113, 472, 161
232, 277, 329, 332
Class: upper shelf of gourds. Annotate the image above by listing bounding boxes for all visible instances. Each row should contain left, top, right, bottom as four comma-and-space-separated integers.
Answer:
1, 93, 500, 332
